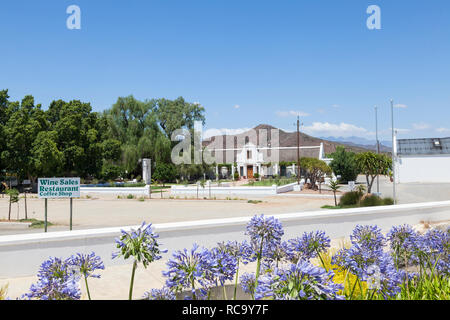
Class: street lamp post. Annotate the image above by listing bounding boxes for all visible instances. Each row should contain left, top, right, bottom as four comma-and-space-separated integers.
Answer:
390, 99, 397, 204
375, 106, 380, 194
297, 116, 300, 185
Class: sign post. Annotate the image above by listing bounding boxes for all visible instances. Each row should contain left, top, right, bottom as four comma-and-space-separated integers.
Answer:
38, 177, 81, 232
44, 198, 48, 233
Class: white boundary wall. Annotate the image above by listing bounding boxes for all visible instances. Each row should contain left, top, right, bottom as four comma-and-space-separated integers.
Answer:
170, 183, 298, 196
80, 186, 150, 196
0, 200, 449, 278
396, 155, 450, 183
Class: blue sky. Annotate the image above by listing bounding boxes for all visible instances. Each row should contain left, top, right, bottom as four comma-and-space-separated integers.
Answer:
1, 0, 450, 141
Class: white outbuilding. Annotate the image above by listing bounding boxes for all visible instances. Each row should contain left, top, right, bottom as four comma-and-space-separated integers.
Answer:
395, 137, 450, 183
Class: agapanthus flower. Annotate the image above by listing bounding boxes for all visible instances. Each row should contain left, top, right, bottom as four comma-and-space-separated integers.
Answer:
23, 257, 81, 300
246, 215, 284, 254
210, 247, 238, 286
67, 252, 104, 300
163, 243, 219, 300
387, 224, 420, 267
217, 240, 255, 264
261, 241, 289, 271
68, 252, 104, 279
286, 231, 331, 263
351, 225, 385, 252
332, 225, 405, 298
240, 272, 256, 295
254, 260, 344, 300
143, 287, 176, 300
112, 222, 166, 267
422, 228, 449, 275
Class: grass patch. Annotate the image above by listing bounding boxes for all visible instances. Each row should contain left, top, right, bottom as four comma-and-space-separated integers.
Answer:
19, 219, 54, 229
242, 178, 297, 187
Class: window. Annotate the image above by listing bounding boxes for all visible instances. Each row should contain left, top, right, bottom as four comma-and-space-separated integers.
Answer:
247, 150, 252, 159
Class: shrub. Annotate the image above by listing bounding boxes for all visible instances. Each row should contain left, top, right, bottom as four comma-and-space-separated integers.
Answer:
234, 172, 239, 181
127, 194, 135, 199
383, 197, 394, 205
360, 194, 383, 207
339, 191, 362, 206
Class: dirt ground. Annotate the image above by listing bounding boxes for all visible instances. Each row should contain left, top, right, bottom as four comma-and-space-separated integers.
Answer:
0, 195, 333, 235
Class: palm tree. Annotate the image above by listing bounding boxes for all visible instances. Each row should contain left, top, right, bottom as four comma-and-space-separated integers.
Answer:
329, 180, 341, 206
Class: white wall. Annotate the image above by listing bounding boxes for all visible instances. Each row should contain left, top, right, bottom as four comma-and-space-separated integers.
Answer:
80, 186, 150, 196
397, 155, 450, 183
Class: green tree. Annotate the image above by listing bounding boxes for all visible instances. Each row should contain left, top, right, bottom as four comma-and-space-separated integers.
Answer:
156, 97, 205, 139
328, 146, 359, 183
300, 158, 332, 190
31, 131, 64, 177
0, 90, 10, 172
105, 96, 161, 175
47, 100, 105, 177
1, 95, 48, 181
355, 152, 392, 194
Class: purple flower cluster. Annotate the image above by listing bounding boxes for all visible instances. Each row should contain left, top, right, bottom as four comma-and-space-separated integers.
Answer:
332, 225, 404, 297
387, 224, 420, 267
240, 272, 256, 295
112, 222, 166, 267
68, 252, 104, 279
143, 287, 176, 300
217, 240, 255, 264
24, 257, 81, 300
255, 260, 344, 300
210, 246, 238, 286
286, 231, 331, 263
163, 244, 220, 299
246, 215, 284, 256
387, 225, 449, 275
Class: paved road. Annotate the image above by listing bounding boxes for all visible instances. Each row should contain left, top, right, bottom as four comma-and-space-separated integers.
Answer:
356, 175, 450, 204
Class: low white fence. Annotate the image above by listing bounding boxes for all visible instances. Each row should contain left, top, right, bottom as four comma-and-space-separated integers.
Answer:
0, 200, 449, 278
170, 182, 297, 196
80, 185, 150, 196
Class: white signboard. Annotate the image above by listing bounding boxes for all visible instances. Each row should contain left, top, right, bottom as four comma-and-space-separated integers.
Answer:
348, 181, 355, 191
38, 177, 81, 198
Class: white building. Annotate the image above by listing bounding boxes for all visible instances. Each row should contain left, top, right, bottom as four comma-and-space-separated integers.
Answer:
395, 136, 450, 183
214, 142, 329, 179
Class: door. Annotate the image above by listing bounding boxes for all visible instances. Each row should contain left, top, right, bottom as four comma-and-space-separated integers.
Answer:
247, 166, 254, 179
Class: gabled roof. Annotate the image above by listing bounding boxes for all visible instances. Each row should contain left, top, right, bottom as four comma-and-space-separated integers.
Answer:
397, 137, 450, 156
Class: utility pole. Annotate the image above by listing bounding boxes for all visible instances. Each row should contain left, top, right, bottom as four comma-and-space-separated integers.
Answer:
375, 105, 380, 194
390, 99, 397, 204
297, 116, 301, 185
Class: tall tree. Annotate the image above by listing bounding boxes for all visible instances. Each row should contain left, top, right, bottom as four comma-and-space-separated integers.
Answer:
0, 89, 10, 172
300, 157, 332, 190
355, 152, 392, 194
328, 146, 359, 183
105, 95, 183, 177
47, 100, 104, 177
156, 97, 205, 139
31, 131, 64, 177
1, 95, 48, 181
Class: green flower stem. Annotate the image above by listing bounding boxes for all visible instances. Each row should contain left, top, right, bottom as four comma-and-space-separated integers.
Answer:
128, 260, 137, 300
233, 259, 240, 300
84, 274, 91, 300
253, 237, 265, 298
